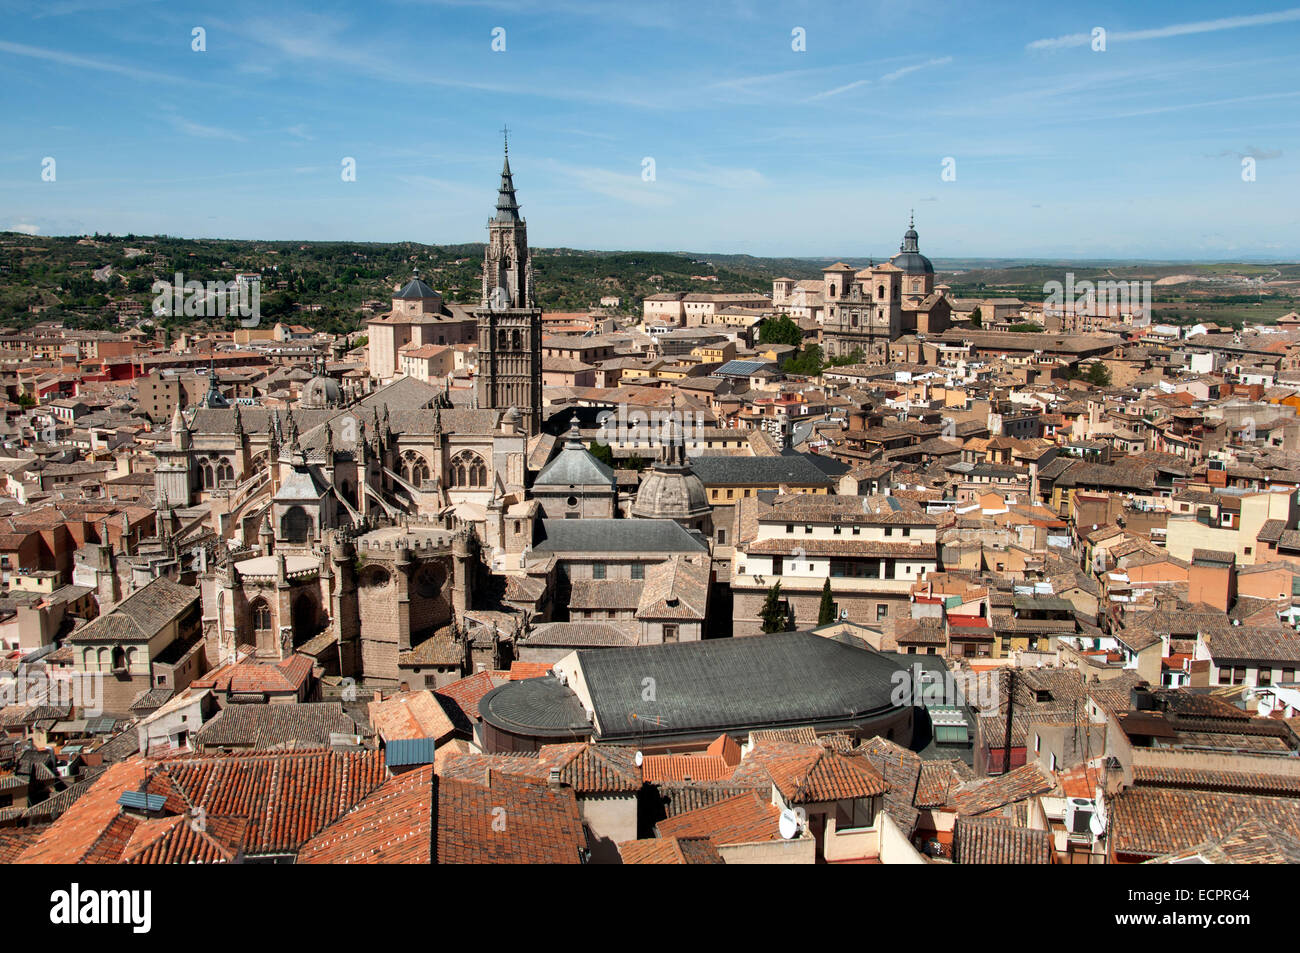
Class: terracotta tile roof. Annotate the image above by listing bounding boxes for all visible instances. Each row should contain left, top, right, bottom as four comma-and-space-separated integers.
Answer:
299, 766, 434, 864
914, 759, 975, 809
1110, 786, 1300, 859
656, 791, 783, 846
618, 835, 725, 864
121, 814, 247, 864
191, 653, 314, 695
509, 661, 554, 681
368, 691, 458, 744
538, 742, 642, 794
1132, 764, 1300, 796
1147, 817, 1300, 864
953, 816, 1053, 864
0, 824, 47, 863
435, 670, 508, 721
194, 702, 360, 750
705, 732, 742, 766
949, 763, 1056, 817
655, 781, 767, 817
438, 743, 641, 795
436, 772, 586, 863
14, 759, 148, 864
642, 753, 733, 783
68, 576, 196, 645
859, 736, 925, 833
734, 741, 888, 804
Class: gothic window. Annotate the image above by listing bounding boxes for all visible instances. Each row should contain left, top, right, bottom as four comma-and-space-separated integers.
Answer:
200, 460, 215, 489
218, 460, 234, 484
878, 285, 885, 299
401, 451, 430, 488
511, 330, 521, 350
251, 598, 272, 632
282, 506, 311, 543
497, 330, 507, 349
449, 450, 488, 488
503, 257, 511, 271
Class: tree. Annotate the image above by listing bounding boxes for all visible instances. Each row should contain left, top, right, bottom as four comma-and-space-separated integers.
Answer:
817, 579, 835, 626
970, 306, 982, 328
589, 441, 614, 467
1086, 362, 1112, 386
783, 343, 824, 376
760, 582, 790, 634
760, 314, 802, 348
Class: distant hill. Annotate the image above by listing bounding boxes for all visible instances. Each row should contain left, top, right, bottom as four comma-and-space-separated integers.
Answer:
1, 232, 1296, 333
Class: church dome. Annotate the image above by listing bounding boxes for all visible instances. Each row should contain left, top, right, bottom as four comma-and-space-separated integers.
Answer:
534, 417, 615, 488
631, 410, 710, 523
889, 216, 933, 276
301, 374, 343, 409
631, 466, 709, 522
395, 276, 439, 300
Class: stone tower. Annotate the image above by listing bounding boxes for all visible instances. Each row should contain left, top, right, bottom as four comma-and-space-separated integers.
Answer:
154, 405, 195, 508
475, 132, 542, 436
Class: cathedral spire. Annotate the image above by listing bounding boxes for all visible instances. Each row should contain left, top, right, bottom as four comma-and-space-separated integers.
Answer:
493, 128, 521, 225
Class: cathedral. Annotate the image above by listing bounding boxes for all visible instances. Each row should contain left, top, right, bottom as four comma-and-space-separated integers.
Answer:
145, 141, 552, 688
821, 216, 952, 360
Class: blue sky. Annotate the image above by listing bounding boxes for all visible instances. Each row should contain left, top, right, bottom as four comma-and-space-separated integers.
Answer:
2, 0, 1299, 259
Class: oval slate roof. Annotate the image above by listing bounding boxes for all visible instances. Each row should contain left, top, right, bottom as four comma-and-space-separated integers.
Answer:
480, 631, 907, 743
479, 676, 593, 738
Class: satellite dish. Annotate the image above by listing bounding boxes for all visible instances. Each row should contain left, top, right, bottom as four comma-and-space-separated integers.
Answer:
634, 750, 643, 767
778, 808, 802, 840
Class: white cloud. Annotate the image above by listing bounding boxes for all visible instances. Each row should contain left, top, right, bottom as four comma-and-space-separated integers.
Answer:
880, 56, 952, 83
1028, 8, 1300, 50
5, 224, 41, 235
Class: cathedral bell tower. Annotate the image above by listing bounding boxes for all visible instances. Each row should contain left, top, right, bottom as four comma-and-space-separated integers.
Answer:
475, 128, 543, 436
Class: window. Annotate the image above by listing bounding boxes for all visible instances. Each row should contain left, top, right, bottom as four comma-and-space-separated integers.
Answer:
592, 563, 607, 580
717, 528, 727, 545
835, 796, 877, 830
772, 556, 784, 576
252, 599, 272, 632
631, 563, 644, 580
833, 525, 841, 535
876, 604, 888, 621
449, 451, 488, 488
1233, 666, 1247, 685
401, 450, 431, 488
786, 524, 794, 534
663, 624, 679, 643
1260, 667, 1273, 686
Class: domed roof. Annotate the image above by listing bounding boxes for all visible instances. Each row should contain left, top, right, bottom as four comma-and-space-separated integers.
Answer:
889, 214, 933, 275
395, 275, 439, 300
631, 466, 709, 522
301, 375, 343, 409
534, 416, 615, 488
632, 408, 710, 522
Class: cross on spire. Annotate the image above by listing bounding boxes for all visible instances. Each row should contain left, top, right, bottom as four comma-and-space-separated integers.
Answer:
501, 124, 509, 155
